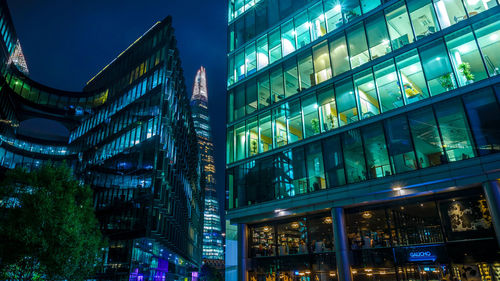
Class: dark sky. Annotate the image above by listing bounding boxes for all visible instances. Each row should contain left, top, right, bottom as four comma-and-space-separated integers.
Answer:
7, 0, 228, 216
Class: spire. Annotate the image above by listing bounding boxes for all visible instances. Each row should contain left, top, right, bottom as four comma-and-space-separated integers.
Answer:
191, 66, 208, 102
8, 40, 29, 75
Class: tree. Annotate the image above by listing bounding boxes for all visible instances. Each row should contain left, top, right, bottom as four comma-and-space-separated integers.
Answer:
0, 163, 105, 280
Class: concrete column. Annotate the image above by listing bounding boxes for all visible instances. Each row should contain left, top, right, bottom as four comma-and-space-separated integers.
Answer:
332, 207, 352, 281
237, 224, 248, 281
483, 180, 500, 246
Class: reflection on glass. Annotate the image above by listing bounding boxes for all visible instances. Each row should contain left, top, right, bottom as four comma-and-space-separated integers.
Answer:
306, 142, 326, 192
408, 107, 446, 168
385, 115, 418, 173
434, 99, 475, 161
303, 94, 320, 138
342, 129, 367, 183
257, 35, 269, 70
250, 225, 276, 257
246, 43, 257, 76
347, 23, 370, 68
283, 58, 299, 98
295, 11, 311, 48
323, 135, 346, 187
258, 73, 271, 108
324, 0, 343, 32
235, 122, 246, 161
298, 51, 314, 90
246, 79, 258, 114
278, 219, 308, 255
269, 28, 282, 64
270, 66, 284, 103
362, 123, 392, 179
309, 2, 327, 41
247, 117, 258, 157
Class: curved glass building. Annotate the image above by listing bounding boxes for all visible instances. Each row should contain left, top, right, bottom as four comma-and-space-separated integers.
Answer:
225, 0, 500, 280
0, 1, 204, 280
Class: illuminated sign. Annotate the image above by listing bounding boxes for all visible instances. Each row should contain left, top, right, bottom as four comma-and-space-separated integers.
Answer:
408, 250, 436, 262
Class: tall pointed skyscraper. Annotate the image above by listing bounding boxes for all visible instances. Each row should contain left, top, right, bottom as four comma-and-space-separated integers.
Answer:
190, 67, 224, 266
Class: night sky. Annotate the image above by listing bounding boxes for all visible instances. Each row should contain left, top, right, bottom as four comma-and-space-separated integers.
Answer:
8, 0, 228, 217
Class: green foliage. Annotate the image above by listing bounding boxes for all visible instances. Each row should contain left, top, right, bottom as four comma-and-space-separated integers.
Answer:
458, 62, 475, 81
311, 118, 320, 134
438, 73, 454, 90
0, 163, 106, 280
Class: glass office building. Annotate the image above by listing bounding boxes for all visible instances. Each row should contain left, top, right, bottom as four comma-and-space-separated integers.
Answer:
0, 1, 204, 280
190, 67, 225, 265
225, 0, 500, 280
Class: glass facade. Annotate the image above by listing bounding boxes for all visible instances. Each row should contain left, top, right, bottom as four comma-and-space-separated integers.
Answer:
226, 0, 500, 279
0, 3, 204, 281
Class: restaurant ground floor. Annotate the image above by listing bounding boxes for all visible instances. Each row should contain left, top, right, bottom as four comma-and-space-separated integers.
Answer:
238, 181, 500, 281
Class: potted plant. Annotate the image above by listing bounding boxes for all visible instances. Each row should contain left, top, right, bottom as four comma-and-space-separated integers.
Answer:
438, 73, 454, 91
326, 114, 336, 130
311, 118, 320, 134
250, 139, 258, 155
458, 62, 474, 84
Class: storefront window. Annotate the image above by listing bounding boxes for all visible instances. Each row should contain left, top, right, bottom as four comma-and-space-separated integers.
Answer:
318, 85, 338, 132
329, 35, 350, 76
288, 100, 303, 143
257, 35, 269, 70
342, 129, 367, 183
386, 2, 415, 50
395, 49, 430, 104
445, 27, 488, 86
346, 208, 392, 249
433, 0, 467, 29
277, 218, 308, 255
385, 115, 418, 173
434, 98, 475, 161
462, 88, 500, 155
283, 58, 299, 98
473, 16, 500, 77
321, 133, 346, 189
281, 20, 296, 57
362, 122, 392, 179
324, 0, 343, 32
313, 41, 333, 84
347, 23, 370, 68
298, 51, 314, 91
259, 112, 273, 153
258, 73, 271, 108
419, 39, 457, 95
366, 12, 392, 59
336, 78, 358, 126
306, 141, 326, 192
408, 107, 446, 168
390, 201, 444, 246
374, 60, 404, 112
302, 94, 320, 138
354, 69, 380, 119
250, 225, 276, 257
273, 104, 288, 148
407, 0, 440, 40
308, 215, 334, 253
270, 66, 285, 103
